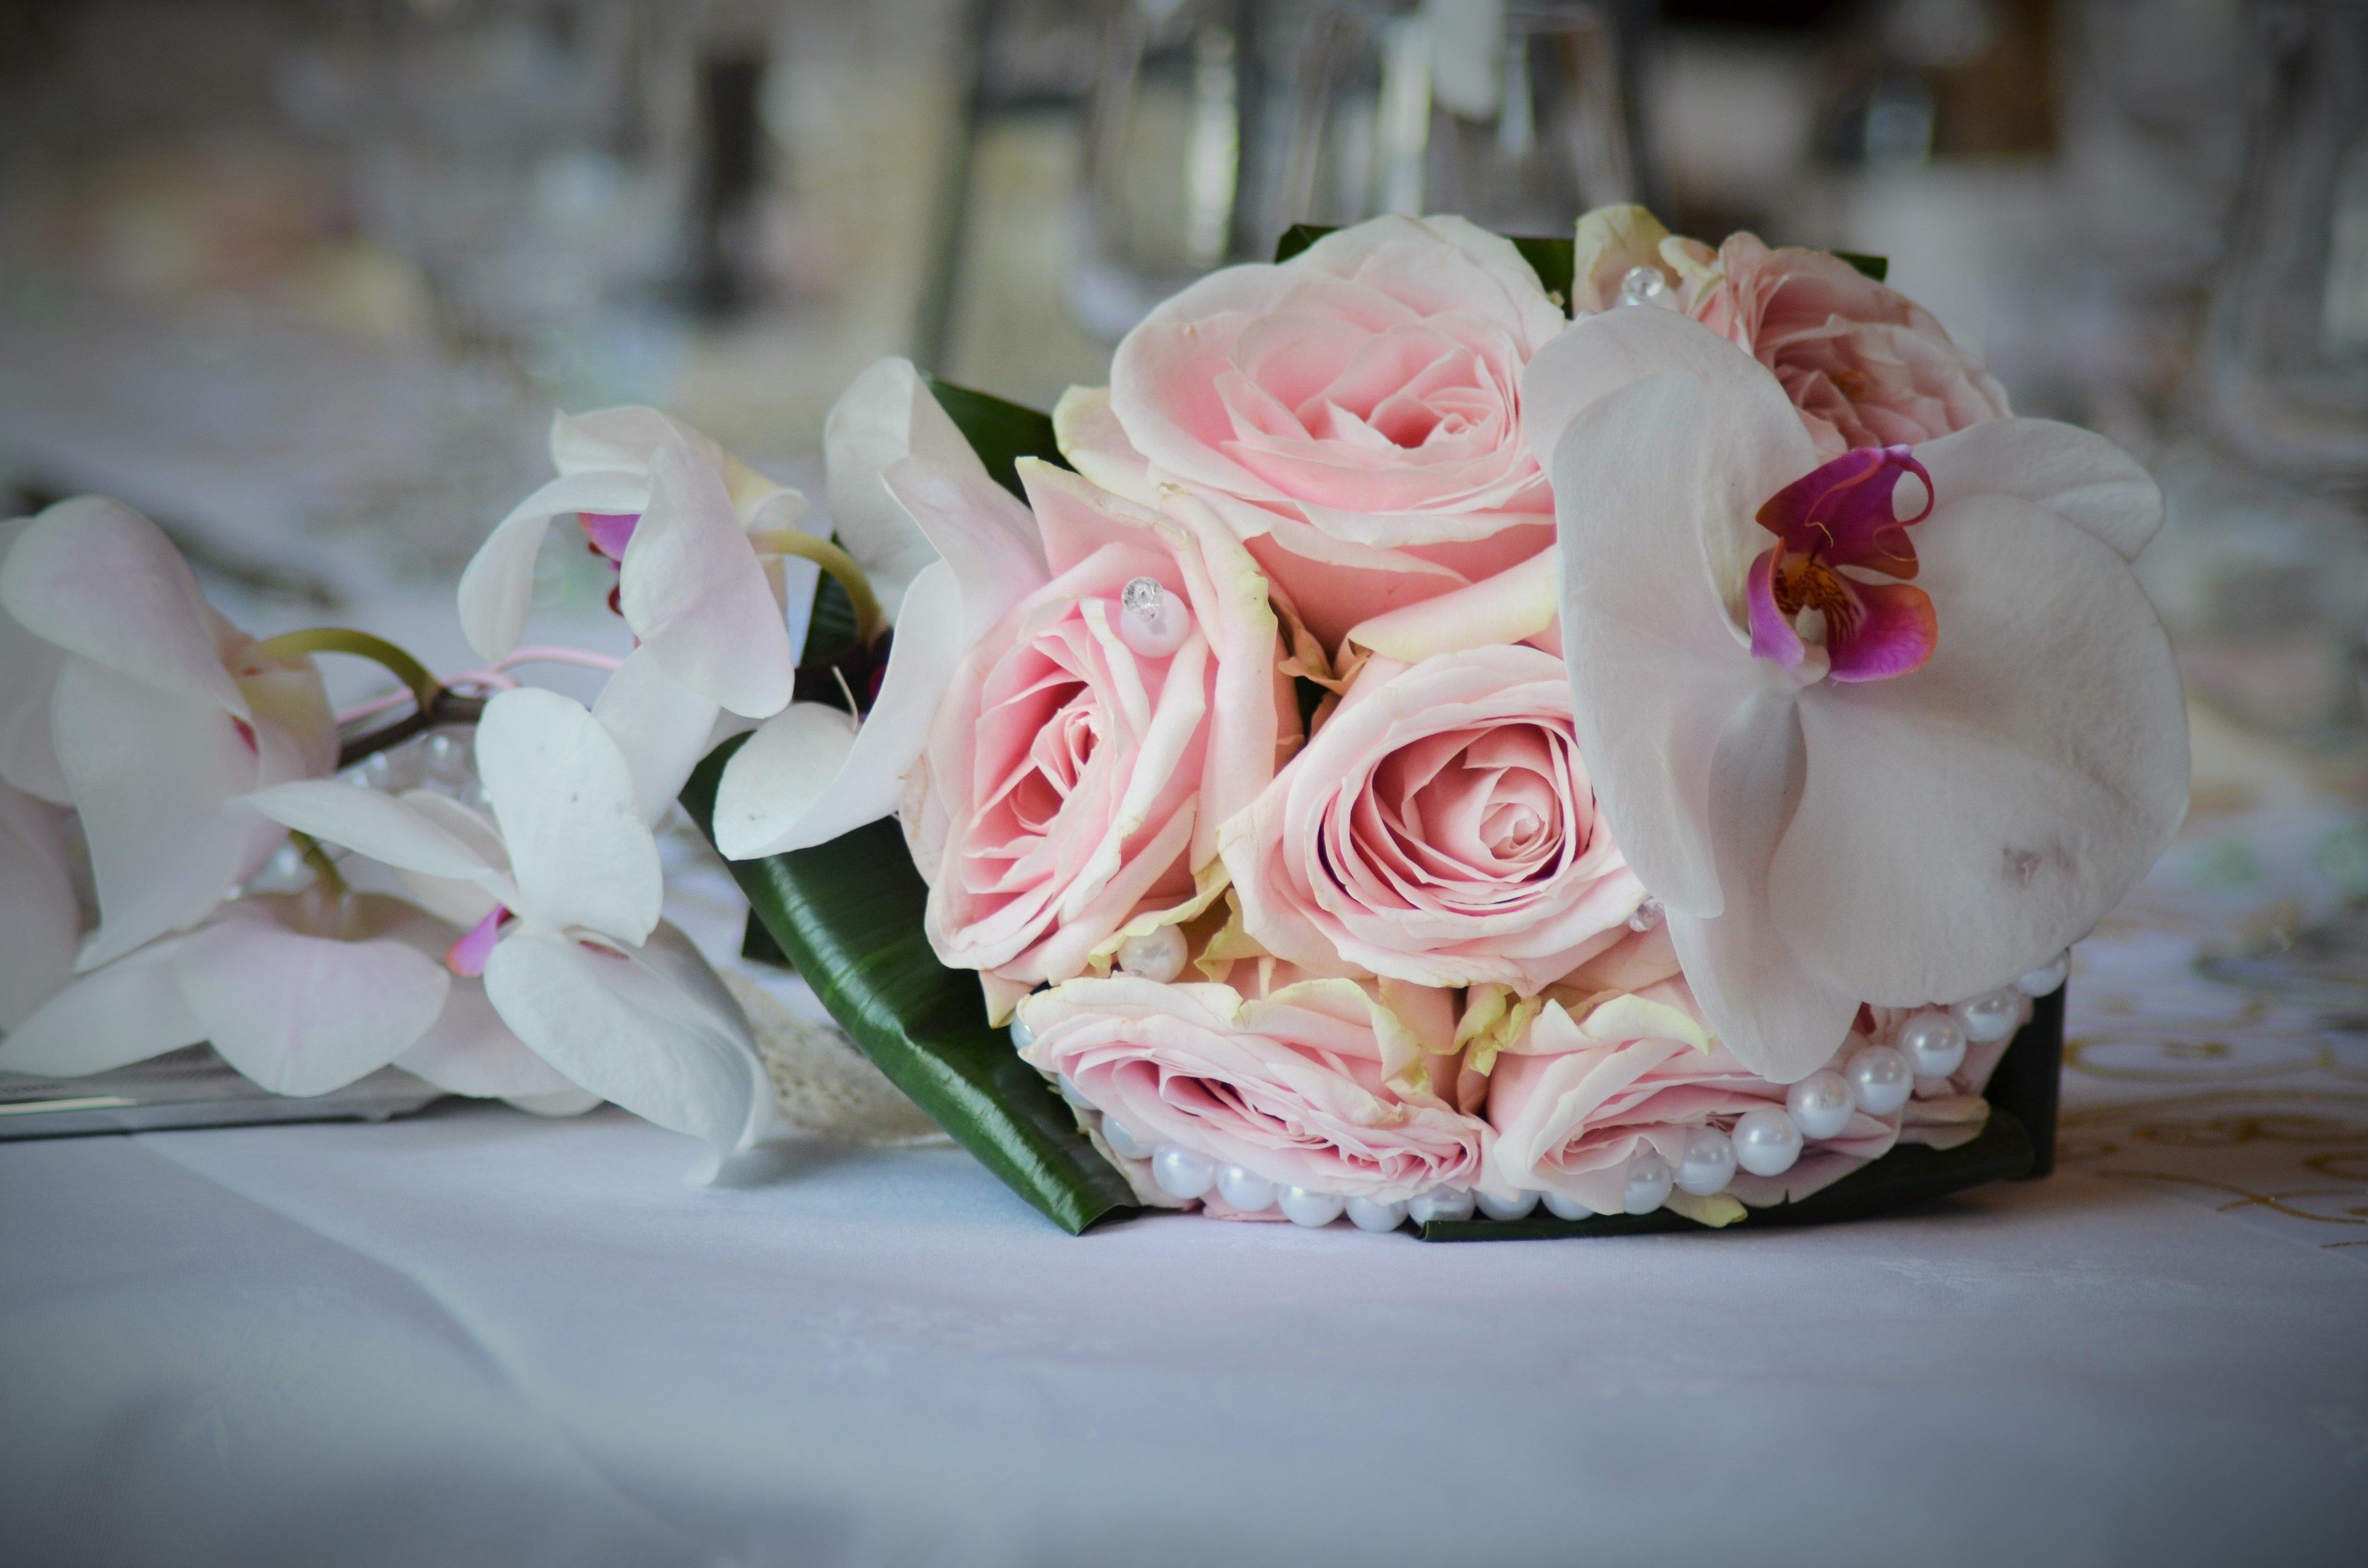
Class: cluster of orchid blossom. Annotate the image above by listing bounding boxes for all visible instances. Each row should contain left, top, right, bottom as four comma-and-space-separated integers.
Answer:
0, 361, 986, 1177
0, 208, 2189, 1230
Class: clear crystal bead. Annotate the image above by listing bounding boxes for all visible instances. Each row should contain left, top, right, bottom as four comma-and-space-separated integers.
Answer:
1617, 265, 1671, 307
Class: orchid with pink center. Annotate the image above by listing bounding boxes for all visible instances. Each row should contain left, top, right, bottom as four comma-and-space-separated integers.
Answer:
0, 499, 337, 971
245, 686, 774, 1170
1521, 307, 2187, 1081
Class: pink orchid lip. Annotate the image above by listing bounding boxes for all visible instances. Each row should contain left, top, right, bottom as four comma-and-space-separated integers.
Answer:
444, 905, 509, 977
1745, 445, 1937, 684
578, 512, 641, 564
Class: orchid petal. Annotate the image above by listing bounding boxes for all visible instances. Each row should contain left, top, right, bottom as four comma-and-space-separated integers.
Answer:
710, 702, 858, 859
0, 497, 247, 714
1773, 494, 2189, 1006
1547, 369, 1806, 918
1824, 580, 1936, 683
1344, 547, 1558, 660
823, 357, 978, 620
386, 790, 510, 928
879, 455, 1048, 640
395, 975, 584, 1100
245, 780, 500, 882
0, 936, 202, 1076
1913, 417, 2163, 562
620, 441, 796, 719
0, 782, 79, 1029
456, 469, 649, 661
474, 687, 662, 942
1665, 691, 1861, 1081
482, 922, 773, 1168
0, 518, 71, 802
178, 897, 449, 1096
591, 646, 724, 827
53, 657, 264, 971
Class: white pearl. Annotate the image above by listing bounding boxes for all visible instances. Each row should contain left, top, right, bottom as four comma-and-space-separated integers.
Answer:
1114, 925, 1188, 983
1407, 1188, 1475, 1225
1009, 1017, 1036, 1051
1899, 1009, 1969, 1078
2016, 953, 2070, 997
421, 728, 474, 787
1732, 1106, 1804, 1176
1845, 1045, 1914, 1116
1055, 1072, 1090, 1110
1216, 1164, 1277, 1212
1475, 1189, 1540, 1221
1101, 1116, 1157, 1161
1676, 1126, 1737, 1195
1954, 988, 2023, 1044
1542, 1190, 1597, 1220
1344, 1196, 1409, 1233
1623, 1150, 1674, 1214
1786, 1070, 1856, 1140
1279, 1185, 1345, 1227
1151, 1143, 1216, 1199
1116, 576, 1191, 659
1626, 895, 1664, 933
1617, 264, 1672, 308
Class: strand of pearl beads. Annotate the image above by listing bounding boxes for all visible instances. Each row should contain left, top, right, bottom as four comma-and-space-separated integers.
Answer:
1117, 576, 1191, 659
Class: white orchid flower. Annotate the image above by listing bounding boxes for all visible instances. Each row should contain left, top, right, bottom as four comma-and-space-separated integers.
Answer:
0, 780, 78, 1029
0, 498, 337, 972
247, 686, 774, 1169
1523, 308, 2187, 1080
708, 357, 1045, 859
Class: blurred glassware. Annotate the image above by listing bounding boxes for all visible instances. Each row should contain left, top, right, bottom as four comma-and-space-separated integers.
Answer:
1070, 0, 1640, 336
2204, 0, 2368, 486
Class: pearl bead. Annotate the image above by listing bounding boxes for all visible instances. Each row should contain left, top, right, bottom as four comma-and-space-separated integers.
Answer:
1617, 264, 1672, 308
1279, 1186, 1345, 1227
1675, 1126, 1737, 1195
1407, 1188, 1475, 1225
1115, 925, 1188, 983
1101, 1116, 1157, 1161
1626, 895, 1664, 933
421, 728, 475, 787
1542, 1190, 1597, 1220
1344, 1196, 1409, 1233
1116, 576, 1191, 659
1475, 1189, 1540, 1221
2016, 953, 2070, 997
1151, 1143, 1216, 1199
1055, 1072, 1090, 1110
1898, 1009, 1969, 1078
1623, 1150, 1675, 1213
1954, 987, 2023, 1044
1732, 1106, 1804, 1176
1216, 1164, 1277, 1213
1786, 1070, 1856, 1140
1844, 1045, 1914, 1116
1009, 1017, 1036, 1051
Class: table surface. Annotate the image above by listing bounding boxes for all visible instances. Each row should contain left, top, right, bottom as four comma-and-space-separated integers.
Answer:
5, 800, 2367, 1568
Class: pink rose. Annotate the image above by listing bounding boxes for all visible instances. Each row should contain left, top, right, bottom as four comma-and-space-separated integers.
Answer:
1690, 234, 2010, 459
1222, 642, 1643, 993
1066, 215, 1567, 649
1486, 980, 1908, 1213
1566, 205, 2009, 461
1016, 973, 1488, 1204
906, 464, 1295, 1019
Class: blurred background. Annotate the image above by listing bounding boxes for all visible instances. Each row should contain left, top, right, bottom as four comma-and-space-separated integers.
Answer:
1, 0, 2364, 948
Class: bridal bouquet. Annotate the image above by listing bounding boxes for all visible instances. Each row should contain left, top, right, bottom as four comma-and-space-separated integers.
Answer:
0, 208, 2187, 1235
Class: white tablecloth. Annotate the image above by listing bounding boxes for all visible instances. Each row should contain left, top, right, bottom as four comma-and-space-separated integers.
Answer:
6, 794, 2367, 1568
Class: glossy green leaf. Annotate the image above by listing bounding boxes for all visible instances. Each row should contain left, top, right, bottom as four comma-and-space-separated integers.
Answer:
1834, 250, 1890, 282
682, 737, 1142, 1235
924, 377, 1070, 501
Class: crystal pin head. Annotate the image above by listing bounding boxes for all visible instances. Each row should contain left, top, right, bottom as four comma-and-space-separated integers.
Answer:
1122, 576, 1165, 617
1618, 265, 1672, 308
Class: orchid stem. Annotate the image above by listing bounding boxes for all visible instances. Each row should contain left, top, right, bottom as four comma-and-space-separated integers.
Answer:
749, 530, 885, 647
251, 628, 443, 714
289, 830, 347, 898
